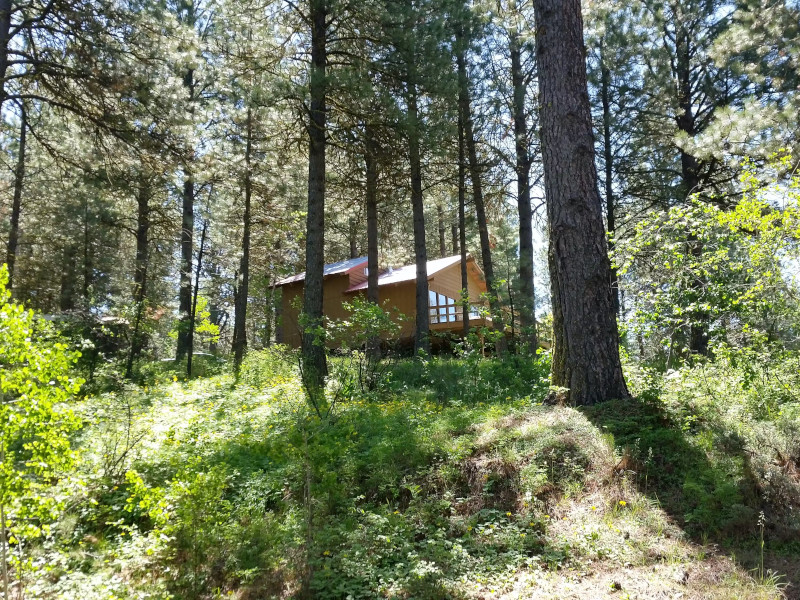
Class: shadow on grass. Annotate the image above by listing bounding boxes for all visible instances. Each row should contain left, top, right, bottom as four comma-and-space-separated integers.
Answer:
581, 395, 798, 598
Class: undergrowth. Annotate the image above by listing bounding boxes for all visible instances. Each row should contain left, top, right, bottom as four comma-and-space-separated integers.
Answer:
14, 348, 798, 599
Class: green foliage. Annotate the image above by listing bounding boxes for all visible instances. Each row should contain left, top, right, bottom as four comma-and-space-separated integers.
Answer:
238, 344, 297, 387
0, 264, 83, 574
169, 295, 221, 347
18, 348, 799, 598
328, 298, 404, 392
614, 154, 800, 362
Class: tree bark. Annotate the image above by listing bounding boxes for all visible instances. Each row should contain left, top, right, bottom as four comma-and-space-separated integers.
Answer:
510, 26, 537, 352
177, 173, 194, 359
82, 194, 92, 305
365, 129, 379, 306
302, 0, 329, 389
456, 38, 506, 352
458, 111, 470, 337
599, 41, 620, 316
0, 0, 12, 109
126, 176, 151, 378
177, 0, 196, 360
60, 245, 76, 311
437, 204, 446, 258
407, 77, 430, 355
233, 108, 253, 375
187, 219, 207, 378
365, 127, 380, 358
533, 0, 628, 405
675, 29, 708, 356
6, 103, 25, 290
451, 224, 458, 255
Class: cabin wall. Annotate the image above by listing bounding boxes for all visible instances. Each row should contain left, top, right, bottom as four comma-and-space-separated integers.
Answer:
280, 274, 366, 348
429, 262, 485, 305
280, 260, 488, 349
280, 281, 304, 348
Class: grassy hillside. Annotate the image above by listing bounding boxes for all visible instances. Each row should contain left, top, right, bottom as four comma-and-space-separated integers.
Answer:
19, 349, 800, 599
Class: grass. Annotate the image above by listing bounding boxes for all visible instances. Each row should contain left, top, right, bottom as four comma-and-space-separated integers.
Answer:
15, 350, 800, 599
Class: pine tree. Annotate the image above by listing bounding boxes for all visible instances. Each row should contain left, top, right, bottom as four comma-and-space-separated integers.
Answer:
534, 0, 628, 405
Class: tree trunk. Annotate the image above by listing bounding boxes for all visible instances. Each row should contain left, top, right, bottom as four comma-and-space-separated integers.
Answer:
533, 0, 628, 405
599, 41, 620, 316
60, 245, 76, 311
510, 27, 537, 352
451, 224, 458, 255
365, 127, 380, 357
458, 111, 470, 337
187, 220, 207, 378
437, 204, 446, 258
233, 108, 253, 375
177, 1, 196, 360
675, 30, 708, 356
0, 0, 11, 108
126, 176, 151, 378
302, 0, 329, 389
407, 78, 430, 355
348, 217, 358, 258
82, 194, 92, 306
177, 173, 194, 359
6, 103, 25, 290
365, 131, 379, 306
456, 38, 506, 352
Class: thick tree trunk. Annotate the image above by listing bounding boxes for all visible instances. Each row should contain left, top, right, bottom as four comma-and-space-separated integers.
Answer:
126, 176, 151, 378
6, 103, 25, 290
458, 112, 470, 337
365, 131, 379, 306
0, 0, 11, 108
365, 128, 380, 358
533, 0, 628, 405
510, 28, 537, 352
407, 79, 430, 355
233, 108, 253, 375
456, 40, 506, 352
177, 173, 194, 359
599, 42, 620, 316
675, 31, 708, 356
302, 0, 329, 389
176, 1, 197, 360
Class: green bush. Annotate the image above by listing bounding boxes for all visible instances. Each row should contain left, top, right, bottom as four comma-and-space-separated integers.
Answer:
239, 345, 297, 388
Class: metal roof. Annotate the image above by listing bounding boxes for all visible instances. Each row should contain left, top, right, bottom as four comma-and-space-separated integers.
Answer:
275, 256, 368, 286
344, 254, 469, 293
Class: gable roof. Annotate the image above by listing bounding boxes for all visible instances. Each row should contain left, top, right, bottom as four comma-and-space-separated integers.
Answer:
344, 254, 473, 293
276, 256, 367, 286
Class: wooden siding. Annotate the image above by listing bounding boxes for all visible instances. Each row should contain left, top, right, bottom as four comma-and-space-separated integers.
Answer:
280, 256, 488, 348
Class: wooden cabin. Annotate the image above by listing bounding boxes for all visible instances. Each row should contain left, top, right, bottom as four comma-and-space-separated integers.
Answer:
276, 254, 491, 348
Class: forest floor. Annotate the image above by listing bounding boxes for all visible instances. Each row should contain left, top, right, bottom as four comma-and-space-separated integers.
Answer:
20, 352, 800, 599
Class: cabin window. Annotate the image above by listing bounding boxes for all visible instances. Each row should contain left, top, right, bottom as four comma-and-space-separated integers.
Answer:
428, 291, 480, 324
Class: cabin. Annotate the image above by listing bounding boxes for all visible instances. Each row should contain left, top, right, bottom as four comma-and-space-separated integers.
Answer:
275, 254, 492, 348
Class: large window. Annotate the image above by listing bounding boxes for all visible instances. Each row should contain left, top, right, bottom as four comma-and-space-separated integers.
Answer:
428, 290, 481, 324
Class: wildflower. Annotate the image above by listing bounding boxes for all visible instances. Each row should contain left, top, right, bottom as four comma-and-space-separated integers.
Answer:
544, 515, 550, 519
619, 500, 627, 507
591, 506, 597, 511
506, 512, 512, 517
323, 550, 330, 556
